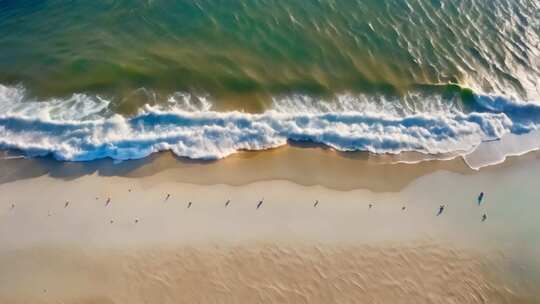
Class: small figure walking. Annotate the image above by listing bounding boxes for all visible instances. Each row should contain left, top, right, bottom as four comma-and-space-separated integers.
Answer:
437, 205, 445, 216
477, 192, 485, 205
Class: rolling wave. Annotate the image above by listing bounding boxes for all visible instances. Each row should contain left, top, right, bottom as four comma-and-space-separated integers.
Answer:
1, 84, 539, 168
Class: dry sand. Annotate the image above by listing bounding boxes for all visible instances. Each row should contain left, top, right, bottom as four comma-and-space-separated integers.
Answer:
0, 244, 526, 304
0, 146, 540, 303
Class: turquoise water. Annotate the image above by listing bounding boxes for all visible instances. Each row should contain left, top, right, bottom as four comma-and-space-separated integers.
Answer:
1, 0, 538, 105
0, 0, 539, 163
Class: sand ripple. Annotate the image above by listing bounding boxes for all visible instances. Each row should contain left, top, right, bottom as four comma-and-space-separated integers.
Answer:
0, 242, 533, 303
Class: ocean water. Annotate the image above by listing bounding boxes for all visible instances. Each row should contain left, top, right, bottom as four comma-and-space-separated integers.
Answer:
0, 0, 539, 166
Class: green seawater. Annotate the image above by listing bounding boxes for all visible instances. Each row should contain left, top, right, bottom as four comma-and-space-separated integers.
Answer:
0, 0, 538, 112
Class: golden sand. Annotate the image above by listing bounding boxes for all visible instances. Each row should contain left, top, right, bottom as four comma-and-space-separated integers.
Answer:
1, 147, 540, 303
0, 243, 530, 304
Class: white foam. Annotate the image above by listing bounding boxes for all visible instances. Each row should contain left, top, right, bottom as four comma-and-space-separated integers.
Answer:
1, 84, 539, 169
463, 129, 540, 170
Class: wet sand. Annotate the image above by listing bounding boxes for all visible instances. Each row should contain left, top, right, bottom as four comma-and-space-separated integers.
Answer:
0, 144, 472, 191
1, 147, 540, 303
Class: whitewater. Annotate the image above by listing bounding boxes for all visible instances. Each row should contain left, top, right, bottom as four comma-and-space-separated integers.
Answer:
1, 84, 540, 169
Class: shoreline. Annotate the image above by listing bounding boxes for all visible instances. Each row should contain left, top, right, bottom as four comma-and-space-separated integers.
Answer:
0, 143, 473, 192
2, 81, 540, 172
2, 1, 539, 302
2, 142, 540, 192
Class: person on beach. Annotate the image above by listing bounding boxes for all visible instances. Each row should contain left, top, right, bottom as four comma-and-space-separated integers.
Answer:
437, 205, 445, 216
257, 198, 264, 209
478, 192, 484, 205
482, 214, 487, 222
106, 198, 111, 207
165, 193, 171, 201
187, 202, 192, 208
369, 203, 373, 209
225, 200, 230, 207
64, 201, 69, 208
314, 200, 319, 207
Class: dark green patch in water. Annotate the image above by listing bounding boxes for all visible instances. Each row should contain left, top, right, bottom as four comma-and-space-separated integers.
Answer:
0, 0, 538, 111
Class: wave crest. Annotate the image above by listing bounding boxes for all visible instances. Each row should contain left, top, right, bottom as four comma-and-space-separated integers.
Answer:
0, 85, 539, 168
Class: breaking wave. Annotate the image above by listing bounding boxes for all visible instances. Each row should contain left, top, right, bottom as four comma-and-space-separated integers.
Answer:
1, 84, 539, 169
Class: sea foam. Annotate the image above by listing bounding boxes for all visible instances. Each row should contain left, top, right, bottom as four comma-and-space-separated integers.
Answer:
0, 84, 539, 168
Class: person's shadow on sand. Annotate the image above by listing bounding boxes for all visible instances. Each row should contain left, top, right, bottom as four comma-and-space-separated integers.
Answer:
437, 205, 445, 216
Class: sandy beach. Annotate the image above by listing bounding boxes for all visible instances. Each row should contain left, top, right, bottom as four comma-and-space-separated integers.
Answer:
2, 1, 539, 302
1, 147, 539, 303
